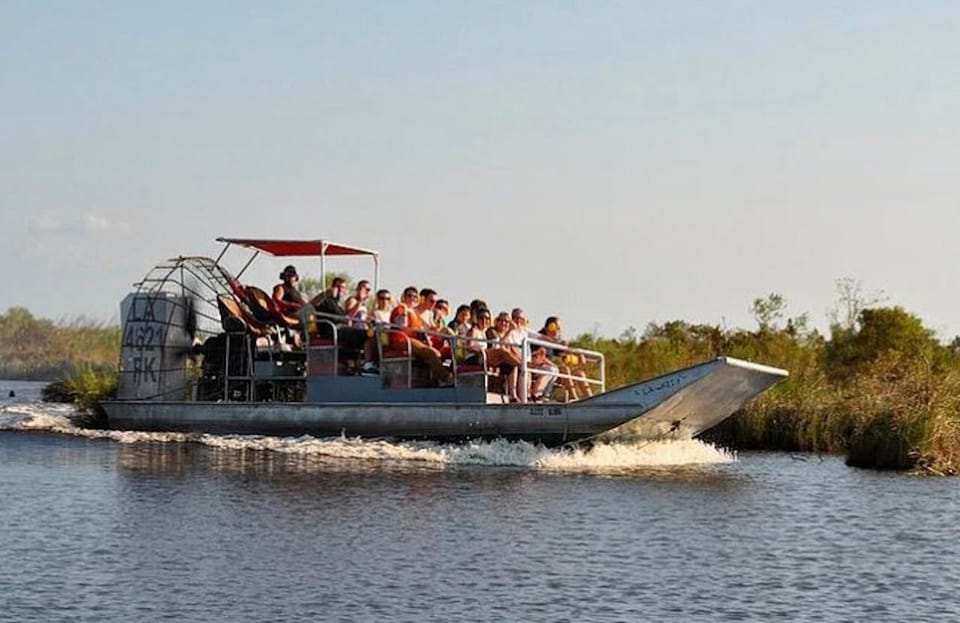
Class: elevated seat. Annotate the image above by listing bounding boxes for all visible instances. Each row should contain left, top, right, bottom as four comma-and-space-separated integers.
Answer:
244, 285, 301, 330
216, 294, 272, 340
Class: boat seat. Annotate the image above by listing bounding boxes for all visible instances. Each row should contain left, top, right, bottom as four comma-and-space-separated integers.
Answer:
245, 285, 301, 330
380, 333, 445, 388
217, 294, 272, 339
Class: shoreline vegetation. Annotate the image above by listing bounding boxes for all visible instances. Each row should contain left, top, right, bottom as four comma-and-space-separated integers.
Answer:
3, 282, 958, 474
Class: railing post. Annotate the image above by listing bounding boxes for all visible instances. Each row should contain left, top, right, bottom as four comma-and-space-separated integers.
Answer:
520, 337, 529, 403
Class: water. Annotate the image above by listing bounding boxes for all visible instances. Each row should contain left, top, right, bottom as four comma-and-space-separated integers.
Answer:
2, 381, 959, 622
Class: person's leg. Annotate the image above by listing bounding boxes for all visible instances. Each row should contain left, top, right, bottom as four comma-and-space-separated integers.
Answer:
530, 361, 556, 398
363, 336, 378, 366
487, 347, 520, 369
558, 364, 578, 400
506, 366, 519, 401
575, 369, 593, 397
410, 340, 450, 383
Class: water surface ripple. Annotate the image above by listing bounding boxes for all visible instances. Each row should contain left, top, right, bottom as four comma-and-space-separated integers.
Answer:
1, 384, 958, 622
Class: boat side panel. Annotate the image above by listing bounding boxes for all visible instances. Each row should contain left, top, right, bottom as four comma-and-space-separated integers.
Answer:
101, 401, 646, 445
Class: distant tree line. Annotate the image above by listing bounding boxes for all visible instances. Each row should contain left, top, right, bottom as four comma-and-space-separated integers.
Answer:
0, 307, 120, 379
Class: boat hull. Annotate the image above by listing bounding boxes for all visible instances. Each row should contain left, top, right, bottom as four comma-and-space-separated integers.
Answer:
101, 401, 643, 445
101, 357, 788, 446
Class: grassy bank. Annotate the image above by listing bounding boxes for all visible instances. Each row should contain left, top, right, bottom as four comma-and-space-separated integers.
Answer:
0, 307, 120, 380
574, 304, 960, 474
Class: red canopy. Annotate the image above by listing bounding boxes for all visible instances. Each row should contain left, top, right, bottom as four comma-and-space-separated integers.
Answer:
217, 238, 379, 257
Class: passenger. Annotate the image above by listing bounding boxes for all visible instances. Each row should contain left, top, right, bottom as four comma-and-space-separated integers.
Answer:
505, 308, 535, 399
539, 316, 593, 400
310, 276, 349, 318
466, 309, 522, 401
469, 299, 489, 325
416, 288, 438, 325
371, 289, 393, 324
272, 265, 305, 315
493, 311, 522, 401
528, 344, 560, 402
310, 277, 377, 373
433, 299, 451, 330
344, 280, 372, 329
390, 286, 451, 385
506, 308, 532, 351
428, 299, 453, 351
448, 304, 472, 336
368, 289, 394, 363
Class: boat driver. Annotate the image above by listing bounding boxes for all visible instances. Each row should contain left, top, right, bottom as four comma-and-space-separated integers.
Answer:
272, 265, 305, 315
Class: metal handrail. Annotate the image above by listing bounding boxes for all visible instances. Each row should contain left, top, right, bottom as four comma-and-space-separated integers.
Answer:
298, 305, 605, 402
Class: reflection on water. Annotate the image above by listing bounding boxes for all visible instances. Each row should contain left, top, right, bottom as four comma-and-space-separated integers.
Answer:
3, 398, 960, 622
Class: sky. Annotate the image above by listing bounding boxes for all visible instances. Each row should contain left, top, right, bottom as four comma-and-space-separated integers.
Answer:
2, 1, 959, 340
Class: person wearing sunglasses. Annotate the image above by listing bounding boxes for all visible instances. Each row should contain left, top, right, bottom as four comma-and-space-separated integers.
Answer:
344, 280, 373, 329
467, 310, 522, 402
371, 289, 393, 324
390, 286, 451, 385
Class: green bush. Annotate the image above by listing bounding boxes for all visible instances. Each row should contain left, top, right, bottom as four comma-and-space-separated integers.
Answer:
42, 365, 119, 428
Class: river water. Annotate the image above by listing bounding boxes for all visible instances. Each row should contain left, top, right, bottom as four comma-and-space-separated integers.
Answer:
1, 380, 959, 622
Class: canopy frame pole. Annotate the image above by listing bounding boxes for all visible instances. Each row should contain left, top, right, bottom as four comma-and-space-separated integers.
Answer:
320, 241, 328, 287
212, 242, 230, 270
236, 250, 259, 279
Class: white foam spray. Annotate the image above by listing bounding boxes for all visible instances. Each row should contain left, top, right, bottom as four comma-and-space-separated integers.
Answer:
1, 403, 733, 471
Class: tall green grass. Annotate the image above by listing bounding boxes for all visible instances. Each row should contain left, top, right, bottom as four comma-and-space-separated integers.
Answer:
41, 365, 119, 427
576, 307, 960, 474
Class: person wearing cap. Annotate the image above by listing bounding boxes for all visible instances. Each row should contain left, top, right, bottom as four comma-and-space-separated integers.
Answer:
272, 265, 305, 315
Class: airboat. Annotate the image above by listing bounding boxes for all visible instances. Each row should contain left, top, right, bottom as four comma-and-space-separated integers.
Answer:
100, 238, 788, 445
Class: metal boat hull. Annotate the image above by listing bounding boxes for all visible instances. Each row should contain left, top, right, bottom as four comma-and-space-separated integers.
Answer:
101, 357, 788, 445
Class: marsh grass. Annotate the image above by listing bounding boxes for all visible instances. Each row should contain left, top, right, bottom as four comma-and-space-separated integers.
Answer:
41, 365, 119, 428
577, 310, 960, 474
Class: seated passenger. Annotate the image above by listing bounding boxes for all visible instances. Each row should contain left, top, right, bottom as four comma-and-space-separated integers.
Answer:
310, 276, 349, 319
416, 288, 438, 326
344, 280, 372, 329
371, 289, 393, 324
528, 344, 560, 401
310, 278, 376, 372
390, 286, 451, 385
469, 299, 489, 326
427, 299, 453, 351
493, 311, 523, 401
369, 289, 393, 352
448, 304, 471, 336
538, 316, 593, 400
466, 309, 522, 401
272, 265, 305, 315
433, 299, 451, 330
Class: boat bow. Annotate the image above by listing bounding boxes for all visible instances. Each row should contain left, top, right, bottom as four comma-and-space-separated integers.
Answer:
580, 357, 788, 442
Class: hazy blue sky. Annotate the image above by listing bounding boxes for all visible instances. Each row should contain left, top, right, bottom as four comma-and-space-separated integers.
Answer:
3, 2, 959, 339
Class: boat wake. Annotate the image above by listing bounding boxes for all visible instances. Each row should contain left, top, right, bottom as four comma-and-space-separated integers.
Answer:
1, 403, 734, 472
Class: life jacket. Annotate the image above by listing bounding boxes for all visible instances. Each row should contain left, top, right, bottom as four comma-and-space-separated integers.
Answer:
389, 304, 424, 347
